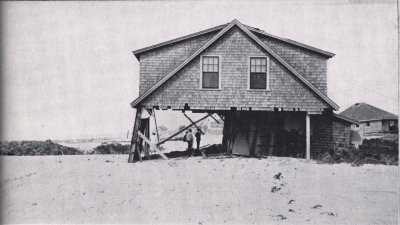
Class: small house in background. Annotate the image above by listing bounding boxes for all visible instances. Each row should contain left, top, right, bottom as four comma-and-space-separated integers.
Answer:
128, 19, 357, 162
340, 103, 398, 138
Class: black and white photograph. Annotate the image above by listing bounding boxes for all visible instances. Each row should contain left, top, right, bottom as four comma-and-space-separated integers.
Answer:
1, 0, 398, 224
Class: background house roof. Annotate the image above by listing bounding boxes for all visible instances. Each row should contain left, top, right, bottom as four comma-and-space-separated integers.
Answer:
132, 22, 335, 59
339, 103, 398, 122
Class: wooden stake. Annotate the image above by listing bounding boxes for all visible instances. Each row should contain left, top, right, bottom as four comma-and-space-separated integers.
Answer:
138, 131, 168, 160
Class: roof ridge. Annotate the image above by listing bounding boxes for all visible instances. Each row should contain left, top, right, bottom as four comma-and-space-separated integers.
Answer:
131, 19, 339, 110
132, 21, 335, 59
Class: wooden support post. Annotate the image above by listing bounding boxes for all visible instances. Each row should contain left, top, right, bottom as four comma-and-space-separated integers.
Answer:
157, 114, 210, 146
306, 113, 311, 160
208, 113, 221, 124
128, 109, 143, 163
153, 110, 160, 142
183, 113, 204, 135
138, 131, 168, 160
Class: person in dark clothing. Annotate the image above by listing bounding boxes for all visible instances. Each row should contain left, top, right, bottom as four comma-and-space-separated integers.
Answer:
195, 129, 202, 151
186, 129, 194, 156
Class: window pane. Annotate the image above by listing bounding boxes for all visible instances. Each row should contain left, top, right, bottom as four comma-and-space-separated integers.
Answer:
250, 65, 255, 73
250, 73, 266, 89
213, 65, 218, 72
203, 57, 209, 64
261, 65, 266, 73
261, 58, 266, 65
214, 57, 218, 64
202, 72, 219, 88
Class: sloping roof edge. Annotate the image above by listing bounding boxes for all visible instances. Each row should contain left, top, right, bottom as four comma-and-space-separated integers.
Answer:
131, 19, 340, 110
132, 24, 228, 59
333, 113, 359, 124
245, 25, 335, 58
132, 22, 335, 59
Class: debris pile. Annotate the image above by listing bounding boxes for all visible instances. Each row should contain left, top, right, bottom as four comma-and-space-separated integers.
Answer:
89, 143, 130, 155
0, 140, 83, 156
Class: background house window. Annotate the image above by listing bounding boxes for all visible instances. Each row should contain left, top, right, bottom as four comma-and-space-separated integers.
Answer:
202, 56, 219, 89
366, 122, 370, 126
250, 57, 268, 89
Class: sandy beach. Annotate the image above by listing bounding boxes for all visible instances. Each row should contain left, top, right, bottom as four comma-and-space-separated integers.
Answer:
1, 155, 397, 224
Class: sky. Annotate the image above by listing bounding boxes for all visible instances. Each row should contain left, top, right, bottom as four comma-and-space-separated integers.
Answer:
1, 0, 398, 141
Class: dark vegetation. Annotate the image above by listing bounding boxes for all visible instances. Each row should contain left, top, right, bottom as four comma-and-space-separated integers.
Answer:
89, 143, 130, 155
1, 138, 397, 167
315, 138, 398, 166
0, 140, 83, 156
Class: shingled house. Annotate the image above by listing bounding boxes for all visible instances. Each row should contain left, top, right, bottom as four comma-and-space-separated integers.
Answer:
128, 19, 355, 162
340, 103, 398, 137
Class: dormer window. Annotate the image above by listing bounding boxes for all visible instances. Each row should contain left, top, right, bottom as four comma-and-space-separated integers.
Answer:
201, 56, 220, 89
249, 57, 269, 90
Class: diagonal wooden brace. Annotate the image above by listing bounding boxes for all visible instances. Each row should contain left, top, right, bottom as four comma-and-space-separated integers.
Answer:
183, 113, 204, 135
157, 114, 210, 146
138, 131, 168, 160
208, 113, 221, 124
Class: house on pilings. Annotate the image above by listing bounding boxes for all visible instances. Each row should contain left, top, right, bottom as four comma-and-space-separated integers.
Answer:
128, 19, 356, 162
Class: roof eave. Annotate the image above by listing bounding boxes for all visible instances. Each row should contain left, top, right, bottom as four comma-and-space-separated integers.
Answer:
131, 19, 340, 110
245, 26, 335, 58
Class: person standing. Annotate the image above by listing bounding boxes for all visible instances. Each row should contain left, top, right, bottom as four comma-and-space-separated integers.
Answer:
186, 129, 194, 156
195, 129, 202, 151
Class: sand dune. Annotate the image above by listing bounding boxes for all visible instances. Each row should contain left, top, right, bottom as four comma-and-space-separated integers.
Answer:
1, 155, 397, 224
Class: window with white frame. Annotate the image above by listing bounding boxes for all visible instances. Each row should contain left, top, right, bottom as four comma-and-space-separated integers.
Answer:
249, 57, 268, 90
201, 56, 219, 89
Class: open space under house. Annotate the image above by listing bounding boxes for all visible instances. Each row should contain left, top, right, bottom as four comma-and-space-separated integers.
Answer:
128, 19, 357, 163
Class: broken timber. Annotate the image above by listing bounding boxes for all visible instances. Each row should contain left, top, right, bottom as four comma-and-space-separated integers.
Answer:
157, 114, 210, 146
137, 131, 168, 160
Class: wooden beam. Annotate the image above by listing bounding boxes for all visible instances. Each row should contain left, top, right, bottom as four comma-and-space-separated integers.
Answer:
128, 109, 143, 163
153, 110, 160, 142
183, 113, 204, 135
217, 113, 225, 122
157, 114, 210, 146
138, 131, 168, 160
208, 113, 221, 124
306, 113, 311, 159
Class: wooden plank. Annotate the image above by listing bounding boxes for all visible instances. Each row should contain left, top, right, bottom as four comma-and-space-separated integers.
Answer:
306, 113, 311, 159
208, 113, 221, 124
128, 109, 142, 163
153, 110, 160, 142
183, 113, 205, 135
216, 113, 225, 122
157, 114, 210, 146
138, 131, 168, 160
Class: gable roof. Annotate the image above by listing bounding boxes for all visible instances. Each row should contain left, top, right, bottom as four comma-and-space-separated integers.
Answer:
339, 103, 398, 122
131, 19, 339, 110
133, 22, 335, 59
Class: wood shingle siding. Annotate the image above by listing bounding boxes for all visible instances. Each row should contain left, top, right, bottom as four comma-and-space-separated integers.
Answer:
256, 34, 328, 95
140, 27, 329, 110
139, 31, 218, 95
132, 19, 338, 110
